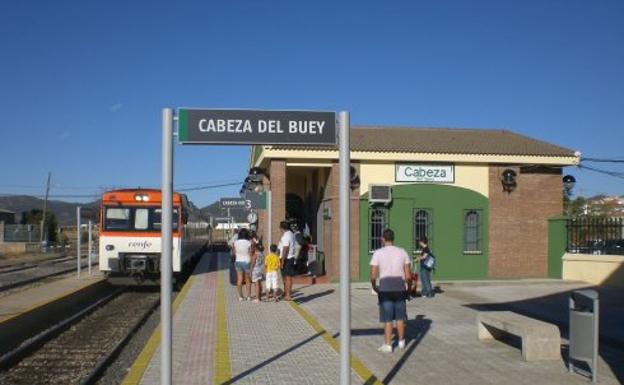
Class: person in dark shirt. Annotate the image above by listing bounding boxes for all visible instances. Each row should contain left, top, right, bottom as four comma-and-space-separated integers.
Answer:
416, 236, 434, 298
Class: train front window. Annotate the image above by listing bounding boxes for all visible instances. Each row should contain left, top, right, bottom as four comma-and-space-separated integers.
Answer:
135, 208, 149, 230
103, 206, 179, 231
104, 208, 131, 230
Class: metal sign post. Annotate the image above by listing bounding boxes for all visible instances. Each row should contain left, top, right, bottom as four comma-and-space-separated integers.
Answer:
227, 208, 231, 238
88, 220, 92, 275
161, 108, 174, 385
76, 206, 81, 279
338, 111, 351, 385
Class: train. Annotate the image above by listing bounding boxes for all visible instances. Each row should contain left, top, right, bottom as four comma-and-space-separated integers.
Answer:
98, 188, 209, 285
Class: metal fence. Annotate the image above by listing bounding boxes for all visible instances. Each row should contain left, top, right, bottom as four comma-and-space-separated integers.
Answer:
567, 217, 624, 255
3, 224, 41, 242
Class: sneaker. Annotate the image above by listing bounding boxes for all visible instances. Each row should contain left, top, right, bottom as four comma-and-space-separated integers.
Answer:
398, 339, 406, 350
377, 344, 392, 353
238, 297, 244, 302
253, 299, 260, 303
246, 297, 251, 301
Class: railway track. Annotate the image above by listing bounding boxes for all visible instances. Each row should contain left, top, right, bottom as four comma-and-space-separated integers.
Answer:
0, 254, 72, 274
0, 258, 98, 293
0, 288, 160, 385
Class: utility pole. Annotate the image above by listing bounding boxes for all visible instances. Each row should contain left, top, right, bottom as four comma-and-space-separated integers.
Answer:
40, 172, 52, 245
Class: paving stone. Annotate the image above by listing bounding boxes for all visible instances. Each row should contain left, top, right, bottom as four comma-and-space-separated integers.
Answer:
296, 282, 624, 385
224, 277, 363, 385
135, 254, 624, 385
139, 254, 217, 385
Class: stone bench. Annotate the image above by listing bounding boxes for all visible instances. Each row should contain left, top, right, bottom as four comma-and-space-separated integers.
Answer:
477, 311, 561, 361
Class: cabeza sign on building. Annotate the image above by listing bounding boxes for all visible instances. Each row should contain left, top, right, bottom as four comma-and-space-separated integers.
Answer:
178, 108, 336, 145
395, 163, 455, 183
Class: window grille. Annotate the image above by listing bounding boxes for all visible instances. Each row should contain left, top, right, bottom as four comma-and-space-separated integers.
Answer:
464, 210, 482, 253
369, 208, 388, 252
413, 209, 433, 253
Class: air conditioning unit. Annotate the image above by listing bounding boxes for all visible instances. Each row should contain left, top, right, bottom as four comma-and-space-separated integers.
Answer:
369, 184, 392, 205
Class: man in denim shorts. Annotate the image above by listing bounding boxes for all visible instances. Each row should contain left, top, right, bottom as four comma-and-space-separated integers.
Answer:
370, 228, 412, 352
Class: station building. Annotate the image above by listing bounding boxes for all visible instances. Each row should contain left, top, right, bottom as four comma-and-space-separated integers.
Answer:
249, 126, 579, 282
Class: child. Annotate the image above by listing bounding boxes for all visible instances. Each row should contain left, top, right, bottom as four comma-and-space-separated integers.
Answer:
250, 243, 265, 303
264, 244, 281, 302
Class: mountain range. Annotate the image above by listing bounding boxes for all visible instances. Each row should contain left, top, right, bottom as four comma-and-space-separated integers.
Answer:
0, 195, 247, 226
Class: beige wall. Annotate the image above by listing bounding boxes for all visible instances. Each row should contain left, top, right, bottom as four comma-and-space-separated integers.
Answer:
563, 253, 624, 288
359, 162, 489, 197
0, 242, 39, 254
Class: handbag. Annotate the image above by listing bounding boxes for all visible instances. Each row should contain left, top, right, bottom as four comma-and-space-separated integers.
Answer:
423, 253, 436, 269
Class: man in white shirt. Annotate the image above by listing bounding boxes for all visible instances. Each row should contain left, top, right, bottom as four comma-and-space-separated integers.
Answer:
278, 220, 296, 301
370, 228, 412, 353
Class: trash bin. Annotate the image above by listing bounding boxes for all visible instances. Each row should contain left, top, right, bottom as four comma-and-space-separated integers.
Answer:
568, 289, 599, 383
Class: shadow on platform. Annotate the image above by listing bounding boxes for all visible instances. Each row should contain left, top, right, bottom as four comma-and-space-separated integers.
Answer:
336, 314, 432, 385
221, 331, 326, 385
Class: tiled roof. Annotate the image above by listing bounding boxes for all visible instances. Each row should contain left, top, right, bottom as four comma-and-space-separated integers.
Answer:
271, 126, 577, 157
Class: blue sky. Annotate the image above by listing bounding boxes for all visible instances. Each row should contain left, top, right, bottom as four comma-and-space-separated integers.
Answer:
0, 0, 622, 207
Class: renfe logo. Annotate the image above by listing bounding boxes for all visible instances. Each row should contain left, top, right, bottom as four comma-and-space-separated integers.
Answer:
128, 240, 153, 249
395, 164, 455, 183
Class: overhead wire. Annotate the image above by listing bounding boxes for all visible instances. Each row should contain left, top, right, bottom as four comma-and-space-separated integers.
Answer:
581, 157, 624, 164
577, 164, 624, 180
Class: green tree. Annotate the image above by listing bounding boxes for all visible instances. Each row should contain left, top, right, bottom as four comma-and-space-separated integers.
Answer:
565, 196, 587, 217
20, 209, 58, 243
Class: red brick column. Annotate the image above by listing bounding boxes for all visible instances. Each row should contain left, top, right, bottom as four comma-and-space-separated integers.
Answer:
326, 162, 360, 281
488, 166, 563, 278
270, 160, 286, 245
350, 163, 361, 279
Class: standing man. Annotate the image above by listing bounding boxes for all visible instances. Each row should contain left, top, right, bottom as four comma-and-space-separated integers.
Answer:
278, 220, 296, 301
370, 229, 412, 352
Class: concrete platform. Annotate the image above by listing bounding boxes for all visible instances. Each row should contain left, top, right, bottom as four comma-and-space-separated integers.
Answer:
0, 272, 106, 356
125, 252, 367, 385
123, 255, 624, 385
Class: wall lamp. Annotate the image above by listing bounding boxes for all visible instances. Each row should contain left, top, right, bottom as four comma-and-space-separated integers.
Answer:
241, 168, 266, 196
563, 175, 576, 196
501, 169, 517, 193
350, 166, 360, 190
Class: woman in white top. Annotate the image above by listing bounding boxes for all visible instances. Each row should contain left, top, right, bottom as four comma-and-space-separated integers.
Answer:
233, 228, 253, 301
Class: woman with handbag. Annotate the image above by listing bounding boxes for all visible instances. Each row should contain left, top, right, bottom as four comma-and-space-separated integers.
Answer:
416, 236, 435, 298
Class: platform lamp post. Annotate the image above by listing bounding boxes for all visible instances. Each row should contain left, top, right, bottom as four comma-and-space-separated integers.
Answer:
88, 220, 93, 275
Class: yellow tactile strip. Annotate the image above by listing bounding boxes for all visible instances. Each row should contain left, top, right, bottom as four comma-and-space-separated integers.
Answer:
213, 271, 231, 384
120, 274, 196, 385
288, 300, 384, 385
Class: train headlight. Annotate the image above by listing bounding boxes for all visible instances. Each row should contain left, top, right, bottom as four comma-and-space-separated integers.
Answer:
134, 194, 149, 202
105, 244, 115, 251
